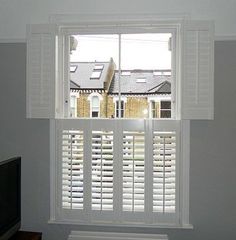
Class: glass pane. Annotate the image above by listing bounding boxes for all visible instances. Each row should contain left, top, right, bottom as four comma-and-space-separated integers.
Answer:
120, 33, 172, 119
160, 110, 171, 118
92, 112, 99, 118
161, 101, 171, 109
92, 96, 99, 108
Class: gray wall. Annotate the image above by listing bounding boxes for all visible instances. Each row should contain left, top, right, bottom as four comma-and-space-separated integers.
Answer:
0, 41, 236, 240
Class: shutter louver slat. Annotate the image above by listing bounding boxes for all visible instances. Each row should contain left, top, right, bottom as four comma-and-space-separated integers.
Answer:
62, 130, 84, 210
123, 131, 145, 212
92, 131, 114, 211
153, 131, 176, 213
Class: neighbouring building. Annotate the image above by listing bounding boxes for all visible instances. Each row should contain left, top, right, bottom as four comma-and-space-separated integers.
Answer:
70, 59, 171, 119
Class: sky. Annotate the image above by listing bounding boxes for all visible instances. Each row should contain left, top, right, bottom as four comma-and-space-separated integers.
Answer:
70, 33, 171, 70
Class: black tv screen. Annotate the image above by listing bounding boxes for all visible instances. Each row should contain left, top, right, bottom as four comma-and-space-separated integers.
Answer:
0, 157, 21, 240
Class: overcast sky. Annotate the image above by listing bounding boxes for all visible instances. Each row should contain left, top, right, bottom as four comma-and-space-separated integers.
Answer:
70, 33, 171, 70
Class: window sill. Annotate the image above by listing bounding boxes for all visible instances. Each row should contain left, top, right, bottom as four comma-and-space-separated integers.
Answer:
48, 219, 193, 229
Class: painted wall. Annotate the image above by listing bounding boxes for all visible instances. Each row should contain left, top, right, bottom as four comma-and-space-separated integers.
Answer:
0, 41, 236, 240
0, 0, 236, 40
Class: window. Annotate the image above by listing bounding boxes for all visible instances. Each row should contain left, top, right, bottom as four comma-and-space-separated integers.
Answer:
91, 96, 100, 117
69, 33, 171, 119
150, 101, 157, 118
90, 71, 102, 79
70, 95, 77, 117
70, 65, 77, 73
27, 17, 214, 228
160, 101, 171, 118
115, 100, 125, 118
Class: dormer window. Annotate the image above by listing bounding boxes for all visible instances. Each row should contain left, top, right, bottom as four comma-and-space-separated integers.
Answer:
70, 65, 77, 72
90, 71, 102, 79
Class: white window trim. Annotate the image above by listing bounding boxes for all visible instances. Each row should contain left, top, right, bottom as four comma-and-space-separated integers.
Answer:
88, 92, 103, 118
70, 92, 79, 118
159, 100, 172, 119
52, 22, 188, 227
147, 96, 171, 119
113, 96, 127, 118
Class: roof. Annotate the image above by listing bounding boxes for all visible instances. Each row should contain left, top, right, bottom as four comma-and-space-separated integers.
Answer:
70, 61, 111, 89
108, 70, 171, 94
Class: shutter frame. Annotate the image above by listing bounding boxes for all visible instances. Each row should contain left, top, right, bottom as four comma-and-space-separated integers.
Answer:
26, 24, 58, 118
181, 20, 214, 120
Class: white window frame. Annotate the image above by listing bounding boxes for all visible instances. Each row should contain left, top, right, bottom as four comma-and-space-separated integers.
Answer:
160, 100, 172, 119
70, 92, 79, 118
88, 92, 103, 118
47, 19, 192, 228
113, 96, 127, 118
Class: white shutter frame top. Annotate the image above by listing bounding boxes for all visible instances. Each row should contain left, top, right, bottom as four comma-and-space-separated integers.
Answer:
181, 20, 214, 120
26, 24, 58, 118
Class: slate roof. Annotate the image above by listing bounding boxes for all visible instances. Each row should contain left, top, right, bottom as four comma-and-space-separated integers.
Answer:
108, 70, 171, 94
70, 61, 111, 89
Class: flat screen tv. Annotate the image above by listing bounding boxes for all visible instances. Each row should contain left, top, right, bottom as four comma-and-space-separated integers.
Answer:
0, 157, 21, 240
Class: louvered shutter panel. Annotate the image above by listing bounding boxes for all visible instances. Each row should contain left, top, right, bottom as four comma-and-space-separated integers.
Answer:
26, 24, 57, 118
123, 131, 145, 212
153, 131, 176, 213
62, 130, 84, 209
181, 21, 214, 119
92, 131, 114, 211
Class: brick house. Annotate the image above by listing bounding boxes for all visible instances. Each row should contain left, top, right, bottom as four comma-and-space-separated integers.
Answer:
70, 59, 171, 118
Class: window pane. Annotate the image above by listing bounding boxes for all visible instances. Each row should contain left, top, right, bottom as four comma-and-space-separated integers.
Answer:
161, 101, 171, 109
160, 110, 171, 118
92, 96, 99, 108
92, 112, 99, 118
90, 71, 102, 79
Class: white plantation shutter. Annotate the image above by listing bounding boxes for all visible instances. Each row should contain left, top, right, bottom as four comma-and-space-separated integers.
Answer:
55, 119, 180, 225
182, 21, 214, 119
123, 131, 145, 212
62, 130, 84, 209
153, 131, 176, 213
91, 131, 114, 211
26, 24, 58, 118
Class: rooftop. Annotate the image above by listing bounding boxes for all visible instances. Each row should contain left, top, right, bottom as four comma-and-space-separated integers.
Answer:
108, 70, 171, 94
70, 62, 171, 95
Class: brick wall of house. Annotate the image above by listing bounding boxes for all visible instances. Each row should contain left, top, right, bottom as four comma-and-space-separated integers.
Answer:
76, 93, 160, 118
125, 97, 148, 118
76, 92, 114, 118
77, 94, 90, 118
